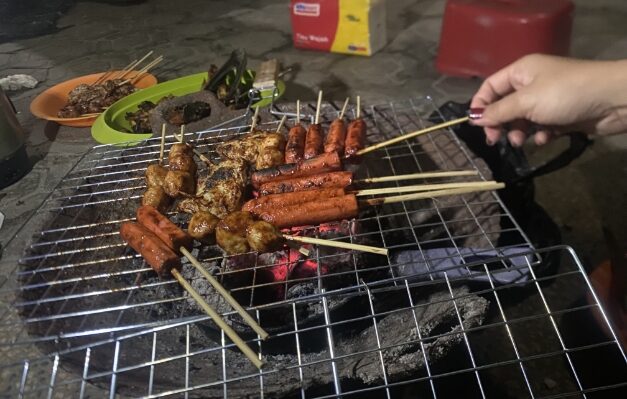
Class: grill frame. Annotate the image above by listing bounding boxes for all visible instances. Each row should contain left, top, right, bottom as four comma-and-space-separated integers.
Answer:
1, 98, 623, 398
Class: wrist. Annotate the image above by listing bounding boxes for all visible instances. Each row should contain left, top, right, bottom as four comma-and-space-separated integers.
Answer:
600, 60, 627, 109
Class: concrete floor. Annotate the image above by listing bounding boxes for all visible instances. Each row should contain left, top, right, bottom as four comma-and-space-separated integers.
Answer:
0, 1, 626, 397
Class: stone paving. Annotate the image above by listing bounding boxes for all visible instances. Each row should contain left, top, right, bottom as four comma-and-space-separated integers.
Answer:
0, 0, 626, 397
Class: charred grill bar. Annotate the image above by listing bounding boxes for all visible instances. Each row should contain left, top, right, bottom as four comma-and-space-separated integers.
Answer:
1, 98, 625, 398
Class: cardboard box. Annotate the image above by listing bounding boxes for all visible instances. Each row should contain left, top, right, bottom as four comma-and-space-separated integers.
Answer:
290, 0, 386, 56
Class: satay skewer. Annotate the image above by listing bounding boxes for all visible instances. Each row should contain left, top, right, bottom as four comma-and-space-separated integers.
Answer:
296, 100, 301, 125
180, 247, 270, 340
249, 106, 260, 133
117, 50, 154, 80
361, 183, 505, 206
92, 69, 114, 86
120, 55, 163, 85
356, 116, 470, 156
170, 268, 264, 369
356, 95, 361, 119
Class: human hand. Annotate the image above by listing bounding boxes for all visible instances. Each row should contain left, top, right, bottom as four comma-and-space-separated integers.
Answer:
470, 54, 627, 146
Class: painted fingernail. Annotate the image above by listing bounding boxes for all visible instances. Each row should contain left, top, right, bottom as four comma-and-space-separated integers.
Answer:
468, 108, 485, 120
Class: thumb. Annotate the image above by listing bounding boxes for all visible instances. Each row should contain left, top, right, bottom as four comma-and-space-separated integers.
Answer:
475, 91, 532, 127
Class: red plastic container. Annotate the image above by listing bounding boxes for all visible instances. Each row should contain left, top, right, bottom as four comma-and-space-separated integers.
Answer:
436, 0, 575, 78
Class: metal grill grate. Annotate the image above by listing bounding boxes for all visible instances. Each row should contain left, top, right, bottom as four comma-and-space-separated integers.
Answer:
0, 98, 624, 398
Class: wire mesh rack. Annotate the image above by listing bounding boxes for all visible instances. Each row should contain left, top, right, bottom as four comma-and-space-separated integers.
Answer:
2, 98, 623, 398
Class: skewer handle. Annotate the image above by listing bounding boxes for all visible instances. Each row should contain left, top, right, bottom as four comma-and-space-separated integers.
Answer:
355, 170, 479, 184
282, 234, 388, 256
180, 247, 270, 340
356, 116, 470, 156
171, 268, 264, 369
356, 181, 499, 197
363, 183, 505, 206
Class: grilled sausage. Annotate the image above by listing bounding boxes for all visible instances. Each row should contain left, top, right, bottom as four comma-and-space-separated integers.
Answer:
304, 123, 323, 160
136, 205, 193, 254
188, 211, 220, 243
251, 151, 342, 189
142, 186, 171, 213
243, 188, 346, 213
258, 195, 359, 228
285, 124, 306, 163
324, 119, 346, 154
120, 222, 180, 278
145, 164, 168, 188
216, 211, 254, 255
259, 171, 353, 196
163, 170, 195, 197
169, 143, 193, 159
345, 119, 367, 157
168, 154, 197, 175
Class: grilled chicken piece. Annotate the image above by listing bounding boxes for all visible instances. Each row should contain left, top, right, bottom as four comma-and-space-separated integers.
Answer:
216, 211, 254, 255
188, 211, 220, 243
169, 143, 193, 159
177, 158, 247, 218
216, 131, 286, 170
163, 170, 195, 197
145, 164, 168, 188
246, 220, 283, 253
142, 186, 171, 213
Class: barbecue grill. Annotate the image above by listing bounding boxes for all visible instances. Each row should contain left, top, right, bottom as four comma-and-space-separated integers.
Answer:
0, 98, 625, 398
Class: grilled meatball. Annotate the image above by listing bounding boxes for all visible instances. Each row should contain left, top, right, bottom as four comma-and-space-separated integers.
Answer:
163, 170, 195, 197
142, 186, 171, 213
168, 154, 197, 175
169, 143, 193, 159
188, 211, 220, 243
216, 211, 253, 255
246, 221, 283, 253
145, 164, 168, 188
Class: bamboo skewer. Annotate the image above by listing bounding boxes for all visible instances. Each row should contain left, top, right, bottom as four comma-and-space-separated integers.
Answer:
180, 247, 270, 341
282, 234, 388, 256
170, 268, 264, 369
315, 91, 323, 125
296, 100, 301, 125
355, 181, 500, 197
92, 69, 114, 86
111, 59, 137, 80
355, 170, 479, 184
119, 55, 163, 85
362, 183, 505, 206
250, 106, 260, 133
159, 124, 166, 164
118, 50, 154, 80
179, 125, 185, 143
339, 97, 350, 120
356, 95, 361, 119
276, 115, 287, 133
356, 116, 470, 156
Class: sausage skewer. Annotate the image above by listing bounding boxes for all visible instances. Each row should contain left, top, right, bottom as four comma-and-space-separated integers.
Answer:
283, 234, 388, 256
285, 100, 307, 163
304, 91, 324, 159
344, 95, 367, 158
324, 97, 349, 154
252, 151, 343, 188
276, 115, 287, 133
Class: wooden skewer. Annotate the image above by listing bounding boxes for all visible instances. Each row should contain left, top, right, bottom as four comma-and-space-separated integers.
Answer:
170, 268, 264, 369
179, 124, 185, 143
356, 95, 361, 119
355, 170, 479, 184
250, 106, 260, 133
159, 124, 166, 164
276, 115, 287, 133
110, 59, 137, 80
119, 50, 155, 80
296, 100, 301, 125
282, 234, 388, 256
362, 183, 505, 206
92, 69, 114, 86
355, 181, 500, 197
339, 97, 350, 120
356, 116, 470, 156
74, 112, 102, 118
314, 90, 323, 125
120, 55, 163, 85
180, 247, 270, 340
193, 148, 212, 165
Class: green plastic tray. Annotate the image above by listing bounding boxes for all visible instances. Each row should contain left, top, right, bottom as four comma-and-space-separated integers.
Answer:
91, 72, 285, 146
